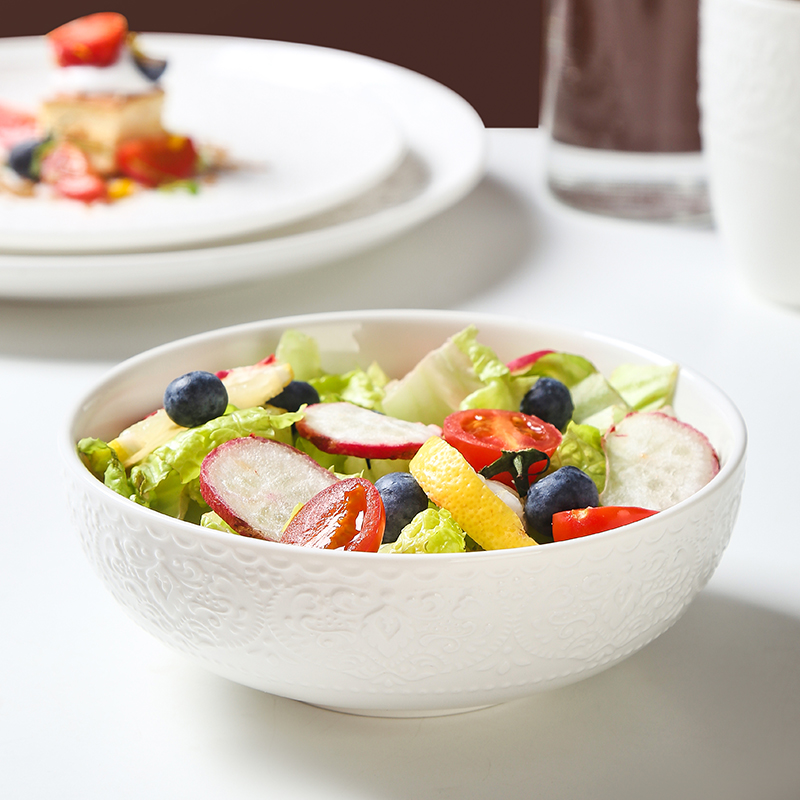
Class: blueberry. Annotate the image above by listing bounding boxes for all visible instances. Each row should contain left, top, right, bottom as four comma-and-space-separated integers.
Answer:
132, 52, 168, 82
269, 381, 320, 412
8, 138, 47, 181
520, 377, 574, 431
524, 466, 599, 544
375, 472, 429, 544
164, 371, 229, 427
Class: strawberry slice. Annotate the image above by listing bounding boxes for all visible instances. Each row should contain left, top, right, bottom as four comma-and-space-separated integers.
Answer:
47, 12, 128, 68
116, 135, 198, 187
199, 436, 340, 541
52, 173, 108, 203
37, 141, 108, 203
0, 104, 39, 152
295, 402, 442, 459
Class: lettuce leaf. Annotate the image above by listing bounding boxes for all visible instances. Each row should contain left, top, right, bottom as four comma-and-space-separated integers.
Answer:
609, 363, 678, 412
382, 326, 520, 425
309, 363, 389, 409
381, 507, 466, 554
77, 437, 142, 503
275, 329, 322, 381
276, 329, 390, 409
199, 510, 238, 534
548, 422, 607, 492
569, 371, 630, 431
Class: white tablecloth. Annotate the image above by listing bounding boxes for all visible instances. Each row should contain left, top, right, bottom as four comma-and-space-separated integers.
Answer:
2, 129, 799, 800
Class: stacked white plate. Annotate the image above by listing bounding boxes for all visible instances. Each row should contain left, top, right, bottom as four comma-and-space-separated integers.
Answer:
0, 34, 486, 299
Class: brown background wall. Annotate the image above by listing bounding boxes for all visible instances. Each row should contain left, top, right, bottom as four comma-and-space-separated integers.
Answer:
2, 1, 544, 128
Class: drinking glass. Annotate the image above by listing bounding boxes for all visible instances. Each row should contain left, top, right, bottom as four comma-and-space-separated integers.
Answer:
541, 0, 710, 222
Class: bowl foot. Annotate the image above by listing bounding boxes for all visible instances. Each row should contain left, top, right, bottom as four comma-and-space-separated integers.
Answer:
307, 702, 498, 718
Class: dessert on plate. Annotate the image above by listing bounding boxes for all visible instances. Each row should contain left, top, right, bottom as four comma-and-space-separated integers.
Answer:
0, 12, 222, 203
40, 12, 167, 177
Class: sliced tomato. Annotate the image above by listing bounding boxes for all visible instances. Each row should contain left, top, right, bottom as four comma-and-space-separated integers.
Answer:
552, 506, 658, 541
116, 135, 198, 187
53, 174, 108, 203
280, 477, 385, 552
0, 104, 39, 152
442, 409, 562, 487
47, 12, 128, 67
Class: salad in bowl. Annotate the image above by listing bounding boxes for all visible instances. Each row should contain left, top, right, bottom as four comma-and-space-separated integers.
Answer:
64, 310, 746, 716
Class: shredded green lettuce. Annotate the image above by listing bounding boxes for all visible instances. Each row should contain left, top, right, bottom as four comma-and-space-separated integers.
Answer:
609, 363, 678, 412
200, 510, 238, 534
275, 329, 322, 381
275, 329, 391, 409
309, 363, 389, 409
456, 327, 518, 411
382, 326, 517, 425
569, 372, 630, 431
77, 437, 141, 503
548, 422, 607, 492
381, 507, 466, 554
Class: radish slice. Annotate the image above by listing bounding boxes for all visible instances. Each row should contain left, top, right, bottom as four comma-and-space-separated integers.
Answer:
295, 402, 442, 459
601, 411, 719, 511
199, 436, 338, 540
506, 349, 555, 374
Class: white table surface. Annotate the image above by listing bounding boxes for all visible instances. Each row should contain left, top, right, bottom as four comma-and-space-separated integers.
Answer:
2, 128, 799, 800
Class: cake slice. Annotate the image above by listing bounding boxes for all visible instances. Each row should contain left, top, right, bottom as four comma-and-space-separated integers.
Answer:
40, 90, 165, 175
3, 13, 204, 202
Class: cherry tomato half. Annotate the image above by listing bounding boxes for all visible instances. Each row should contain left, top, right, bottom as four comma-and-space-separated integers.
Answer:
281, 477, 385, 552
442, 409, 562, 486
116, 135, 198, 187
47, 12, 128, 68
552, 506, 657, 541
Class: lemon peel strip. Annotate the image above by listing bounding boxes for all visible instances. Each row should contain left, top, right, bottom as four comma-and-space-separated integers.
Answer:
409, 437, 534, 550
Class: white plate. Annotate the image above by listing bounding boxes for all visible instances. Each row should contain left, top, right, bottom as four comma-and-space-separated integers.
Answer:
0, 36, 406, 253
0, 36, 486, 299
0, 35, 486, 299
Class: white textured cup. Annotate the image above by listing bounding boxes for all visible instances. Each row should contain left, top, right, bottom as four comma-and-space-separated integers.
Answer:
700, 0, 800, 306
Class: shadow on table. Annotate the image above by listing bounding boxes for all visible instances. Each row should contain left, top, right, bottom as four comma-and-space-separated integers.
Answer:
186, 590, 800, 800
0, 174, 540, 363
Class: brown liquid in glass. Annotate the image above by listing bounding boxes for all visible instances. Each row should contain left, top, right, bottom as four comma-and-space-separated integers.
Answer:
548, 0, 701, 153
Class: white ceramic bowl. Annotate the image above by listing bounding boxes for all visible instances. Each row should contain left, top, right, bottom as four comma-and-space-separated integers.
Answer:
63, 310, 747, 717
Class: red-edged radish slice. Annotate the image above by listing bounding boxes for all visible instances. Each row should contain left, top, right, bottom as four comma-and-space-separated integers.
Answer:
199, 435, 338, 540
295, 402, 442, 459
601, 411, 719, 511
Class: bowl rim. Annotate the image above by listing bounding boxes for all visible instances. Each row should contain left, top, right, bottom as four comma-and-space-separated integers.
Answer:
63, 308, 748, 561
